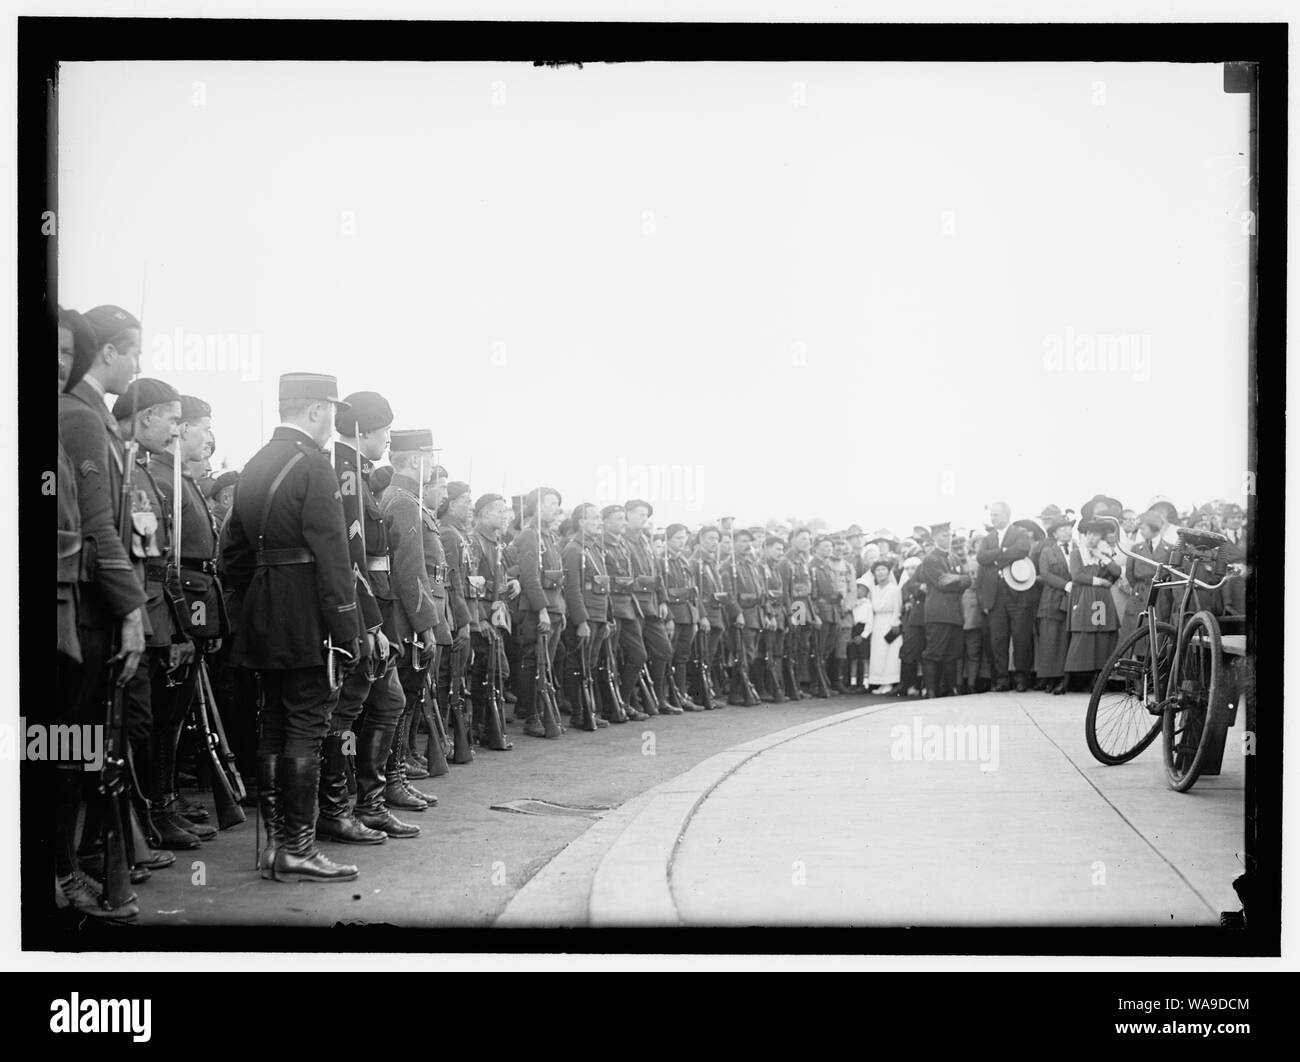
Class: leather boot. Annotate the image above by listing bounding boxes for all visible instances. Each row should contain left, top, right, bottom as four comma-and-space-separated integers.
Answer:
273, 756, 359, 882
922, 661, 939, 699
783, 658, 805, 701
354, 725, 420, 838
384, 708, 432, 810
766, 659, 787, 703
672, 664, 705, 711
315, 731, 385, 845
621, 671, 649, 721
150, 796, 205, 849
257, 755, 283, 880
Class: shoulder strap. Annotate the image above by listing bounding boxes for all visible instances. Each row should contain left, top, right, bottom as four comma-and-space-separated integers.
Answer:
255, 450, 307, 550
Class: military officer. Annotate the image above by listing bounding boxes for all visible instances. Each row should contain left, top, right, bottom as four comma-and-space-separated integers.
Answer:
222, 372, 361, 883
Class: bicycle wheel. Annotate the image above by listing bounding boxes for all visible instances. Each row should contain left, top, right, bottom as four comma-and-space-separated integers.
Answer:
1163, 610, 1227, 792
1085, 620, 1175, 765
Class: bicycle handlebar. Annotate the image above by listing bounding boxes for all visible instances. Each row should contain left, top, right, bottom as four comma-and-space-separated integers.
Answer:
1093, 515, 1240, 593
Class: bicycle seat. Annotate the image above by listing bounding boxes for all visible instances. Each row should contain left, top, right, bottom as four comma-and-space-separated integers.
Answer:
1177, 526, 1229, 551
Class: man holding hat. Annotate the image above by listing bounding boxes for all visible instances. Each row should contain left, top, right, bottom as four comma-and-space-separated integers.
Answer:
222, 373, 362, 883
976, 501, 1035, 692
919, 523, 971, 698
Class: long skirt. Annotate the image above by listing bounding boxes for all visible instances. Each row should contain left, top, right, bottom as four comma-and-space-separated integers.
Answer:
1034, 616, 1070, 679
868, 619, 902, 684
1065, 629, 1116, 674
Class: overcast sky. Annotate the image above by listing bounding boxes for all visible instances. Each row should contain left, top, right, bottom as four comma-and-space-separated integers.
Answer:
57, 60, 1250, 532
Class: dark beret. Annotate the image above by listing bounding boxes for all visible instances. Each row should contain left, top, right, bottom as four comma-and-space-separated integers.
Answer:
764, 535, 785, 549
180, 395, 211, 422
624, 498, 653, 517
601, 504, 625, 520
474, 492, 505, 515
337, 391, 394, 436
523, 487, 561, 517
83, 305, 141, 348
206, 470, 239, 497
734, 528, 753, 541
446, 481, 471, 503
111, 377, 181, 420
58, 307, 99, 390
698, 524, 720, 539
665, 523, 688, 540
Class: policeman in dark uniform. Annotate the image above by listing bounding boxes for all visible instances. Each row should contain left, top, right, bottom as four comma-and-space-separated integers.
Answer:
222, 373, 361, 883
602, 505, 650, 721
319, 391, 406, 843
919, 522, 971, 698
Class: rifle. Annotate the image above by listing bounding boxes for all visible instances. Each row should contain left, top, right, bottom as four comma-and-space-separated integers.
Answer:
726, 521, 762, 706
481, 625, 514, 749
572, 529, 601, 731
536, 628, 565, 737
691, 550, 718, 709
806, 553, 833, 698
197, 658, 245, 801
447, 625, 474, 764
415, 642, 451, 778
187, 655, 246, 829
598, 624, 629, 723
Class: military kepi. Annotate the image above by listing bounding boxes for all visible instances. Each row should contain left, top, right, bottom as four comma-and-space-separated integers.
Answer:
337, 391, 394, 436
389, 428, 435, 452
279, 372, 350, 409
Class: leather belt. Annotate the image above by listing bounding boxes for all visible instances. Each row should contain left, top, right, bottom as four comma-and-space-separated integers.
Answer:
181, 558, 217, 574
366, 555, 391, 572
256, 547, 314, 567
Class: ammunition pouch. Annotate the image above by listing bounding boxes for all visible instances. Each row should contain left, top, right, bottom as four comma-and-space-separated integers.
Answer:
541, 568, 564, 590
713, 591, 731, 605
587, 574, 611, 595
633, 574, 657, 592
739, 592, 761, 608
57, 529, 82, 584
665, 585, 695, 603
791, 581, 811, 598
611, 575, 636, 594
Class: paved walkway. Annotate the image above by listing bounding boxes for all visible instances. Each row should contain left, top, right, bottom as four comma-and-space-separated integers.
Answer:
498, 690, 1245, 927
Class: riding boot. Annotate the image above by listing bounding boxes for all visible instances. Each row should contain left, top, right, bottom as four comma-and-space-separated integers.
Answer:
922, 661, 940, 699
354, 724, 420, 838
382, 709, 430, 811
672, 663, 705, 712
256, 754, 283, 880
766, 658, 787, 703
621, 669, 649, 721
315, 731, 385, 845
272, 756, 359, 882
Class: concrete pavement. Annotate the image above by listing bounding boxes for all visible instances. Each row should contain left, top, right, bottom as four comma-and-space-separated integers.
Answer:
498, 690, 1245, 927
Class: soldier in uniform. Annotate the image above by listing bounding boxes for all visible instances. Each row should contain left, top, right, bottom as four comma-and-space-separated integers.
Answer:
721, 528, 763, 706
624, 500, 679, 714
758, 534, 789, 702
379, 432, 449, 820
222, 373, 361, 883
109, 380, 217, 856
56, 307, 153, 919
602, 505, 650, 721
468, 492, 518, 747
206, 470, 238, 531
438, 481, 477, 755
919, 522, 971, 699
561, 503, 611, 729
809, 535, 841, 695
662, 523, 705, 711
148, 394, 231, 841
319, 391, 413, 844
514, 487, 567, 738
690, 524, 727, 709
779, 528, 820, 698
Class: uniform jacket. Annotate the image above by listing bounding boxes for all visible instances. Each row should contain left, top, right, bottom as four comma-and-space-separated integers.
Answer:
623, 527, 662, 617
58, 379, 147, 626
918, 548, 970, 627
222, 426, 360, 670
663, 550, 699, 625
721, 554, 764, 627
563, 533, 610, 625
378, 472, 443, 645
975, 522, 1033, 610
332, 442, 385, 638
604, 532, 640, 622
778, 553, 814, 627
691, 549, 726, 624
152, 450, 229, 640
810, 556, 841, 624
440, 515, 475, 631
57, 436, 83, 661
132, 455, 185, 649
516, 523, 566, 617
471, 525, 508, 630
1036, 541, 1072, 619
901, 574, 928, 628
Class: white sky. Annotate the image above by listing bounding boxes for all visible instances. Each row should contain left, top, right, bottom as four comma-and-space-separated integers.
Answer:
57, 60, 1250, 531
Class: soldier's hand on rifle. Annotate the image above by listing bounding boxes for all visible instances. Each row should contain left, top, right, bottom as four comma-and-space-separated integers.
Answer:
168, 639, 195, 672
113, 607, 146, 684
418, 628, 435, 654
505, 578, 521, 599
454, 623, 471, 651
658, 603, 669, 621
812, 615, 824, 629
700, 616, 711, 632
374, 628, 390, 661
736, 614, 746, 628
209, 637, 222, 653
578, 621, 591, 640
538, 610, 552, 635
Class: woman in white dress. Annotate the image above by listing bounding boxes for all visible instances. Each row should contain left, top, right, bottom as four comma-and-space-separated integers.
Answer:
865, 560, 902, 692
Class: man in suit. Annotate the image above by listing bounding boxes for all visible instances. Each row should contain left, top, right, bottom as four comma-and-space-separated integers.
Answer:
222, 373, 361, 883
1220, 502, 1247, 616
976, 501, 1035, 692
919, 523, 971, 698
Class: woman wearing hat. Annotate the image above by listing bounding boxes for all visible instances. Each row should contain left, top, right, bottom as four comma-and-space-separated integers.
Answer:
1035, 516, 1075, 695
863, 560, 902, 694
1064, 519, 1123, 687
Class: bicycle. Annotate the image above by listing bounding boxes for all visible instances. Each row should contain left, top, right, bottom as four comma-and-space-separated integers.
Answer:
1084, 517, 1241, 791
